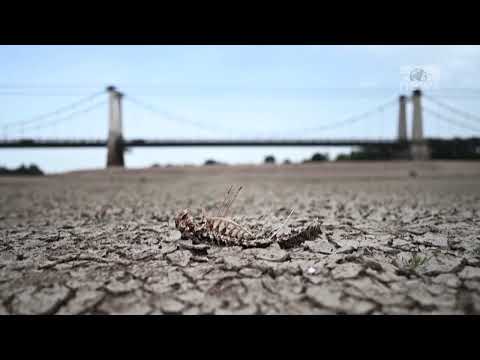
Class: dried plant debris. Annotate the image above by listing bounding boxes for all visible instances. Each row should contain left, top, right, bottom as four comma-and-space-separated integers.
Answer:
274, 222, 323, 249
175, 186, 322, 249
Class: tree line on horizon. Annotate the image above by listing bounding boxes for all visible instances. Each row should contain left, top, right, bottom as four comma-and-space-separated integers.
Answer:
0, 164, 44, 176
202, 138, 480, 166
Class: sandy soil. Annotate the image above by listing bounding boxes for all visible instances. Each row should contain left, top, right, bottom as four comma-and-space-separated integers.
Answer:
1, 161, 480, 315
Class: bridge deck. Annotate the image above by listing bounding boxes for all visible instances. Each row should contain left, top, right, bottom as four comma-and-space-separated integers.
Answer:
0, 139, 413, 148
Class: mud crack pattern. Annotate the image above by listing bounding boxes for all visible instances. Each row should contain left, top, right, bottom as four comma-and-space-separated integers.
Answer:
1, 162, 479, 314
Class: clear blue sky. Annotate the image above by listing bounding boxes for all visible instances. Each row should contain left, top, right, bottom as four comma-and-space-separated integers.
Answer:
1, 45, 480, 173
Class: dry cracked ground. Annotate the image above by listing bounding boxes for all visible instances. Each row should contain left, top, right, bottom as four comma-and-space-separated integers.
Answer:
1, 161, 480, 315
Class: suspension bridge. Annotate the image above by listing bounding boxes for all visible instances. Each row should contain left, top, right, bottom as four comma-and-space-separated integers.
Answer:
1, 86, 480, 167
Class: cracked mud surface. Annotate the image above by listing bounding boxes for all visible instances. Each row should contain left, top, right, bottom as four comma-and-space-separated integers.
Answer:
1, 161, 480, 315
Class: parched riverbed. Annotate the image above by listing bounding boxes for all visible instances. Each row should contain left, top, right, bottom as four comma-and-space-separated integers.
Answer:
1, 161, 480, 315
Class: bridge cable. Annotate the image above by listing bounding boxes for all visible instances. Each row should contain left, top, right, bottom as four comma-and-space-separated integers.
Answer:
423, 94, 480, 124
423, 105, 480, 133
7, 100, 108, 135
285, 97, 398, 135
0, 91, 104, 97
124, 95, 232, 135
1, 91, 105, 129
126, 95, 398, 139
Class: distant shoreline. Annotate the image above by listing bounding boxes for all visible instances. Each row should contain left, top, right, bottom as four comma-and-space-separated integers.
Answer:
43, 160, 480, 180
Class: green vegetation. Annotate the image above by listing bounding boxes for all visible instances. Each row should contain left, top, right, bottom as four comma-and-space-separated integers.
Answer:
309, 152, 329, 162
401, 253, 431, 272
264, 155, 276, 164
428, 138, 480, 160
335, 138, 480, 161
472, 246, 480, 257
0, 164, 44, 176
204, 159, 227, 166
336, 145, 398, 161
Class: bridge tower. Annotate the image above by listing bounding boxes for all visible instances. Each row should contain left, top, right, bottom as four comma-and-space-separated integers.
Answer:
410, 89, 430, 160
398, 95, 407, 141
392, 94, 411, 159
106, 86, 125, 167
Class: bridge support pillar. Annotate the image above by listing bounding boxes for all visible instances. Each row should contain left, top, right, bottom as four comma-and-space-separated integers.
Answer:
106, 86, 125, 167
398, 95, 407, 141
410, 89, 430, 161
394, 95, 410, 159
